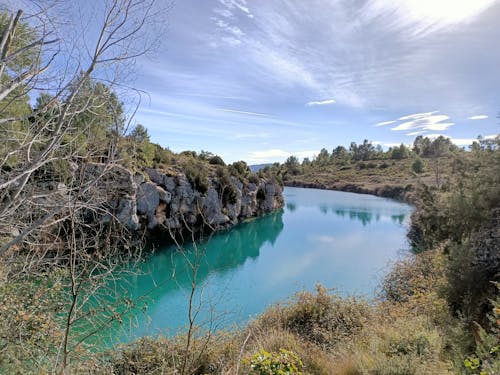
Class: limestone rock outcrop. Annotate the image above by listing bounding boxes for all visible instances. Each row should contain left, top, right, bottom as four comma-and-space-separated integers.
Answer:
113, 167, 284, 234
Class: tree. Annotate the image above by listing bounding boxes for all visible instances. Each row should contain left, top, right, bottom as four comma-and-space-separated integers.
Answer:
331, 145, 349, 162
0, 1, 164, 372
428, 136, 452, 186
127, 123, 155, 165
391, 143, 410, 160
411, 157, 425, 173
315, 148, 330, 166
351, 139, 375, 161
284, 155, 300, 175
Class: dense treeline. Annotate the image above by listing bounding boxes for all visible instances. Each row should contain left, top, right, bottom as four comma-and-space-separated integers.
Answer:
281, 136, 458, 176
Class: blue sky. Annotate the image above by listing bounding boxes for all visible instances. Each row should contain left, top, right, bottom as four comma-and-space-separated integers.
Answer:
12, 0, 499, 164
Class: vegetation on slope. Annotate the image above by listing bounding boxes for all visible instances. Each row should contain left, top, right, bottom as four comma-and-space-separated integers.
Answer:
269, 136, 472, 201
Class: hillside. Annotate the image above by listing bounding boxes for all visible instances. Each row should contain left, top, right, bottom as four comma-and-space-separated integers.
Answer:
268, 137, 469, 202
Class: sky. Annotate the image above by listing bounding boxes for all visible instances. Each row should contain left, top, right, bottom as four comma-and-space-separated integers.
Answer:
10, 0, 500, 164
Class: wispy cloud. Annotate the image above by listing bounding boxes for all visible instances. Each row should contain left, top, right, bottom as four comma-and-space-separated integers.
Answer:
217, 108, 271, 117
213, 8, 234, 18
306, 99, 336, 107
217, 0, 253, 18
376, 111, 455, 133
398, 111, 439, 121
214, 19, 245, 37
392, 114, 454, 132
233, 132, 271, 139
375, 120, 396, 127
468, 115, 489, 120
362, 0, 497, 36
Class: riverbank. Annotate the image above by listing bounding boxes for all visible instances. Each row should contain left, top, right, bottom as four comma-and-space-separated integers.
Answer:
280, 156, 460, 204
284, 180, 412, 202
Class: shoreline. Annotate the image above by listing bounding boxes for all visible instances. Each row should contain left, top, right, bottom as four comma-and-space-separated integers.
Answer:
283, 180, 414, 203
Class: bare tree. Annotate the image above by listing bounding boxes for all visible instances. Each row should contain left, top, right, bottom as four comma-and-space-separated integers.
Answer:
0, 1, 167, 372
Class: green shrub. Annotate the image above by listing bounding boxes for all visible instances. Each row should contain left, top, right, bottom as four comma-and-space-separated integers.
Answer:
411, 157, 425, 173
215, 166, 238, 205
153, 144, 174, 165
229, 160, 250, 178
248, 173, 260, 184
462, 284, 500, 374
248, 349, 304, 375
183, 160, 209, 194
257, 285, 370, 348
208, 155, 225, 166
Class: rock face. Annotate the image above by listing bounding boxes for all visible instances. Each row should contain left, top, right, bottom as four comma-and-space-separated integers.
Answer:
114, 167, 284, 234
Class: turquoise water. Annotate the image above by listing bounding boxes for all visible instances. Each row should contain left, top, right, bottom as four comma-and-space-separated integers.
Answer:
98, 187, 413, 346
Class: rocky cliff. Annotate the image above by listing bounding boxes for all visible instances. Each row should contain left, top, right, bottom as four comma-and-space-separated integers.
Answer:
104, 166, 284, 234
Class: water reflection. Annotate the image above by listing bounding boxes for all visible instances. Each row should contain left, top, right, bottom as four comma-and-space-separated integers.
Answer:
98, 210, 284, 344
97, 187, 413, 346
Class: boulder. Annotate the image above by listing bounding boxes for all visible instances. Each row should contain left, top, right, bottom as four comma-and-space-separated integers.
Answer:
137, 182, 159, 216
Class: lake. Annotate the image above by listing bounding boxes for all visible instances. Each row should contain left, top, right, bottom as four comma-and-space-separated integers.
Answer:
97, 187, 413, 346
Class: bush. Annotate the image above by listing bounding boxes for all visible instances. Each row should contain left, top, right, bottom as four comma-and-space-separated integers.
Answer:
183, 160, 209, 194
247, 349, 304, 375
462, 284, 500, 375
208, 155, 225, 166
248, 173, 260, 184
215, 166, 238, 205
381, 249, 449, 324
229, 161, 250, 178
153, 144, 174, 165
379, 162, 390, 169
257, 285, 370, 348
412, 157, 425, 173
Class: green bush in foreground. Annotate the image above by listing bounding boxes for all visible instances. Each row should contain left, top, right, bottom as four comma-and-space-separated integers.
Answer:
248, 349, 304, 375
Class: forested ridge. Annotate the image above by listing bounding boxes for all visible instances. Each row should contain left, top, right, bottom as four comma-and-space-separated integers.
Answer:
264, 136, 489, 202
1, 2, 500, 374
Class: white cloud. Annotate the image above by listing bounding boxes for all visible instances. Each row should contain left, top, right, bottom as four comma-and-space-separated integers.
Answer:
213, 8, 234, 18
306, 99, 336, 107
215, 19, 245, 37
398, 111, 438, 121
217, 108, 271, 117
217, 0, 253, 17
221, 36, 242, 46
375, 120, 396, 127
251, 43, 321, 91
468, 115, 489, 120
363, 0, 497, 36
391, 112, 454, 132
248, 149, 289, 159
233, 133, 271, 139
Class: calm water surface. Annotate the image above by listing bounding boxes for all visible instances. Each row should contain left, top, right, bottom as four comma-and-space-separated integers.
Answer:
98, 187, 413, 346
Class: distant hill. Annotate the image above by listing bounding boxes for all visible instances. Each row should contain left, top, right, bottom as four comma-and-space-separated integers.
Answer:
249, 163, 272, 172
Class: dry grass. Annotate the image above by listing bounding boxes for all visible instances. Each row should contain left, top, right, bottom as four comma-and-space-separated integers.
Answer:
101, 255, 457, 374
